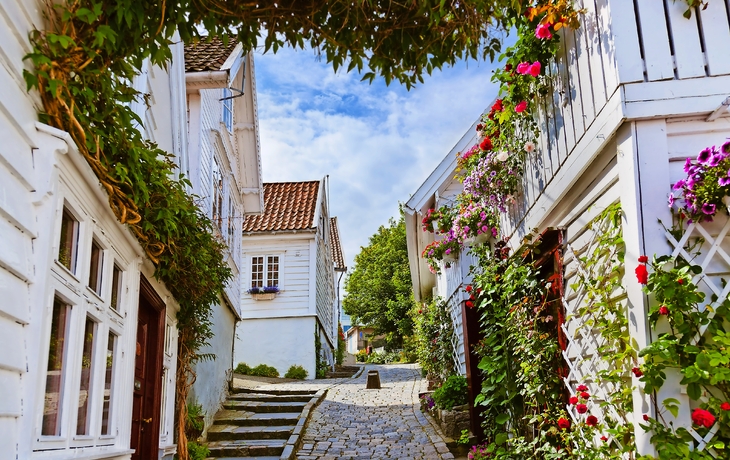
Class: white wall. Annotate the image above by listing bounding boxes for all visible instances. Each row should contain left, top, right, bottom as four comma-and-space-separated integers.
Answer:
190, 301, 236, 432
234, 316, 317, 379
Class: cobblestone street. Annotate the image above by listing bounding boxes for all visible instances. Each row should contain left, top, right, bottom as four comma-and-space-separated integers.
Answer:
293, 364, 453, 460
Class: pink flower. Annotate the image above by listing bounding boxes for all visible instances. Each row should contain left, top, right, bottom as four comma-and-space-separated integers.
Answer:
515, 101, 528, 113
692, 408, 716, 429
516, 62, 531, 75
528, 61, 542, 77
536, 23, 553, 39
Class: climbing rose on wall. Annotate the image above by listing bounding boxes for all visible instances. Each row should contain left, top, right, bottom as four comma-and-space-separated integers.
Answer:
691, 408, 716, 429
515, 101, 528, 113
576, 384, 588, 392
480, 137, 493, 151
536, 22, 553, 39
569, 396, 578, 405
632, 367, 643, 377
576, 403, 588, 414
659, 305, 669, 315
558, 418, 571, 429
635, 258, 648, 284
722, 402, 730, 411
586, 415, 598, 426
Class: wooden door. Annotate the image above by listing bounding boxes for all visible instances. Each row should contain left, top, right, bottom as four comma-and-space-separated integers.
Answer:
131, 277, 165, 460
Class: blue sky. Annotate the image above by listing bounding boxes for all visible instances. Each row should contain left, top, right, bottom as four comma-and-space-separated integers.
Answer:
253, 46, 503, 271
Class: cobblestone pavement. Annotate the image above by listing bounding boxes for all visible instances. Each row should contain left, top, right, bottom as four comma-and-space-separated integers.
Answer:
289, 364, 454, 460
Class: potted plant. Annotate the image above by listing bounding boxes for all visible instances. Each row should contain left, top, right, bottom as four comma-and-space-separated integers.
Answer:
247, 286, 280, 300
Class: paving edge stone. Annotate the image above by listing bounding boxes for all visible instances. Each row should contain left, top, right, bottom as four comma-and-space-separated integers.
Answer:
419, 407, 459, 459
279, 388, 327, 460
351, 365, 365, 379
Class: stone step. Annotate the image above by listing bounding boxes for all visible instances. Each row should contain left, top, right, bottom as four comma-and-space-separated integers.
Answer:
213, 410, 302, 426
207, 424, 295, 441
227, 393, 312, 403
207, 439, 286, 458
206, 457, 280, 460
223, 400, 307, 413
324, 372, 353, 378
231, 387, 316, 396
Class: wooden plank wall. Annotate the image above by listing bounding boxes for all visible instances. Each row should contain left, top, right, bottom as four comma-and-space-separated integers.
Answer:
504, 0, 730, 238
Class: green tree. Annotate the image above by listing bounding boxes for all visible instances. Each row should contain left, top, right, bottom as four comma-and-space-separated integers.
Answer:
343, 214, 415, 348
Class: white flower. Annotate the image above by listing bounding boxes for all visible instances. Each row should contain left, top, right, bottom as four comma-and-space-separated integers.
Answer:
524, 141, 536, 153
496, 151, 509, 162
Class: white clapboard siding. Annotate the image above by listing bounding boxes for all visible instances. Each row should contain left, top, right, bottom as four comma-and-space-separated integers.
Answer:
699, 1, 730, 76
636, 1, 675, 81
315, 230, 335, 345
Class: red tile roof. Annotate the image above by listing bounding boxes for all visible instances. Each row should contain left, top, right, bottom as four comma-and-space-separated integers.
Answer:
329, 217, 346, 270
184, 37, 239, 72
243, 181, 320, 232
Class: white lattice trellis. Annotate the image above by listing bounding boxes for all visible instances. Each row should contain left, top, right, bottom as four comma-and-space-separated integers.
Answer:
660, 216, 730, 457
560, 216, 631, 453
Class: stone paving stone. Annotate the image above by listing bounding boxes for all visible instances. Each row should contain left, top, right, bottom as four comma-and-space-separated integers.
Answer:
280, 363, 453, 459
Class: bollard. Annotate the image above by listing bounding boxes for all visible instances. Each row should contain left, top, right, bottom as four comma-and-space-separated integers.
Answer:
366, 370, 381, 389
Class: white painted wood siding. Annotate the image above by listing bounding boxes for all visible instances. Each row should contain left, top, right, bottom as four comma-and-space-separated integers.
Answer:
240, 235, 314, 318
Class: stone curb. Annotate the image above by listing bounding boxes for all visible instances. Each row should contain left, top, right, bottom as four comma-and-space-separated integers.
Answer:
350, 364, 365, 379
419, 406, 460, 459
279, 388, 327, 460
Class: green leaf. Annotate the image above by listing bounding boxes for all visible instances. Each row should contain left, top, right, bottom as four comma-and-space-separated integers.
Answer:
495, 413, 510, 424
686, 382, 701, 400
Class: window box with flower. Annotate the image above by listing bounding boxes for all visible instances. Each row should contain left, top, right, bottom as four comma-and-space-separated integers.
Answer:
247, 286, 280, 300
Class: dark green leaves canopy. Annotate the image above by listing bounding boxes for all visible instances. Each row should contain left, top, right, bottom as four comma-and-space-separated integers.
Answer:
343, 215, 414, 347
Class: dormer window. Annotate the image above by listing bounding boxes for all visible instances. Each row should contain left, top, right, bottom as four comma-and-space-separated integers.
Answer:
222, 88, 233, 131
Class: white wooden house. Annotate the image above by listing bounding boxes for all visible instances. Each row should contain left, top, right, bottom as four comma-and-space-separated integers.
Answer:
406, 1, 730, 456
233, 179, 341, 379
183, 37, 264, 430
0, 2, 187, 459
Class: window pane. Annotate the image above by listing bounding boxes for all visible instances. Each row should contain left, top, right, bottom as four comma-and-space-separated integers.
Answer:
111, 265, 122, 311
222, 88, 233, 131
42, 298, 71, 436
76, 317, 96, 435
251, 256, 264, 288
267, 256, 279, 287
88, 240, 103, 294
58, 207, 79, 272
100, 332, 116, 436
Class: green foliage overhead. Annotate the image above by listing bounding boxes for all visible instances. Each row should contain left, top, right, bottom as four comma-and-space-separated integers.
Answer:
343, 214, 415, 348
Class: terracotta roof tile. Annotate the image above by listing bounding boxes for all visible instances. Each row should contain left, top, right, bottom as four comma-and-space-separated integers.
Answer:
243, 181, 320, 232
184, 37, 239, 72
329, 217, 346, 270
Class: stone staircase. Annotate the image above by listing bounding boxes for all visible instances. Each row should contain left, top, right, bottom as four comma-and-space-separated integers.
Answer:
205, 388, 321, 460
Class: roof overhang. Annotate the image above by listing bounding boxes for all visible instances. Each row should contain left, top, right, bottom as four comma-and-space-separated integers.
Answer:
185, 42, 244, 92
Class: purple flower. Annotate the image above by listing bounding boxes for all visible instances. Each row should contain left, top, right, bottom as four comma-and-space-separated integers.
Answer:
709, 154, 723, 167
720, 176, 730, 186
702, 203, 717, 215
673, 180, 686, 190
686, 178, 696, 190
684, 158, 693, 173
698, 148, 713, 164
668, 193, 675, 207
491, 227, 498, 237
445, 248, 451, 255
722, 141, 730, 155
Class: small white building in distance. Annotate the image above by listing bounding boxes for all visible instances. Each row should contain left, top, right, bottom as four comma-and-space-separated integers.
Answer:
234, 179, 343, 379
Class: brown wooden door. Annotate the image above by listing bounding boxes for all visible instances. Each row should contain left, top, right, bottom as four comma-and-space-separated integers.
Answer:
131, 277, 165, 460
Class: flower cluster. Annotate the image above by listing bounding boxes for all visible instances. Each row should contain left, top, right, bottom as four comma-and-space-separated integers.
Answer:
462, 153, 521, 213
421, 232, 462, 274
467, 443, 492, 460
451, 201, 499, 242
247, 286, 279, 294
670, 141, 730, 222
569, 383, 599, 426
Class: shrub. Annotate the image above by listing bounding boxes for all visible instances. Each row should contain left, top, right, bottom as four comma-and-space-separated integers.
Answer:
284, 365, 308, 380
187, 441, 210, 460
185, 403, 205, 440
366, 351, 386, 364
234, 362, 252, 375
355, 349, 368, 362
251, 364, 279, 378
432, 375, 468, 410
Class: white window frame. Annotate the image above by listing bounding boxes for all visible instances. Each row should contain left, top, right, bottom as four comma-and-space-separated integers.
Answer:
36, 191, 130, 452
222, 88, 233, 132
211, 157, 224, 233
249, 254, 282, 291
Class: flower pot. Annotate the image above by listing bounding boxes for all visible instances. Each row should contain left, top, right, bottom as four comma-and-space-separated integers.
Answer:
443, 253, 458, 264
432, 219, 440, 232
474, 233, 491, 245
463, 236, 475, 247
251, 293, 276, 300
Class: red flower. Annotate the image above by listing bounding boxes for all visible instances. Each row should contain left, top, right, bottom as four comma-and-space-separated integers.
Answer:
576, 384, 588, 392
515, 101, 528, 113
632, 367, 643, 377
692, 408, 716, 429
465, 285, 473, 292
678, 278, 685, 285
504, 63, 512, 72
580, 392, 590, 400
569, 396, 579, 405
576, 404, 588, 414
557, 417, 571, 430
418, 309, 423, 314
658, 306, 669, 315
586, 415, 598, 426
638, 255, 649, 263
635, 264, 648, 284
721, 402, 730, 411
643, 414, 650, 421
476, 288, 482, 294
492, 99, 503, 112
466, 301, 474, 308
601, 436, 608, 442
480, 137, 493, 151
476, 124, 483, 131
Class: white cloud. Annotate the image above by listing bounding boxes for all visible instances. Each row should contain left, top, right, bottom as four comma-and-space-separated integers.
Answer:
253, 46, 502, 269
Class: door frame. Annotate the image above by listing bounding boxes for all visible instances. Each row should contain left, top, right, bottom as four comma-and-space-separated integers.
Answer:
131, 276, 166, 459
